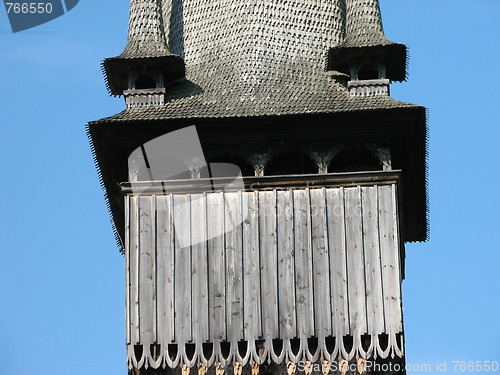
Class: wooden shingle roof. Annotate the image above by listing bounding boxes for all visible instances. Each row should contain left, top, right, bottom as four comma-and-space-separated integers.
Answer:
97, 0, 414, 122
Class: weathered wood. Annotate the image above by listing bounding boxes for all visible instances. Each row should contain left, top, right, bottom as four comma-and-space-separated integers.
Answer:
174, 194, 192, 343
390, 184, 403, 333
293, 189, 314, 339
277, 189, 297, 339
225, 192, 244, 342
207, 192, 226, 341
327, 187, 350, 337
242, 191, 262, 340
120, 171, 401, 195
259, 190, 279, 338
361, 186, 385, 334
129, 195, 140, 344
125, 195, 131, 345
310, 188, 332, 338
156, 194, 175, 344
139, 195, 155, 344
378, 184, 402, 334
345, 187, 367, 337
151, 196, 158, 343
191, 193, 209, 343
124, 179, 406, 365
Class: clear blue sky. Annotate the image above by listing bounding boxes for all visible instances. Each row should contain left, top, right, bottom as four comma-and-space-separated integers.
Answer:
0, 1, 498, 374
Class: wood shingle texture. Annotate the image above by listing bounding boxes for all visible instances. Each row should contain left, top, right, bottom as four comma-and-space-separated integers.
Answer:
98, 0, 416, 122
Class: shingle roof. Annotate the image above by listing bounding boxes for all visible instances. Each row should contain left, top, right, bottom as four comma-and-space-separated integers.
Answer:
343, 0, 393, 48
97, 0, 413, 122
117, 0, 172, 59
96, 73, 417, 123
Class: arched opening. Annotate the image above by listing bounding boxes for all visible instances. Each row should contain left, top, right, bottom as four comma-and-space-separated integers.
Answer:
135, 74, 157, 90
329, 148, 382, 172
207, 154, 254, 177
265, 151, 317, 176
358, 63, 380, 80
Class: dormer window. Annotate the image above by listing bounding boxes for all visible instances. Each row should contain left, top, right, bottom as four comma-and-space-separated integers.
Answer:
359, 63, 381, 80
135, 74, 157, 90
123, 69, 167, 108
350, 62, 386, 81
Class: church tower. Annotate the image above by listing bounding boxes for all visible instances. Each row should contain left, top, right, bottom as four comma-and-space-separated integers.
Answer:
88, 0, 427, 374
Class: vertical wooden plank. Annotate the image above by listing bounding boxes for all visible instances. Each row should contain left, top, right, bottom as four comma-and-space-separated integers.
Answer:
259, 190, 279, 338
326, 187, 350, 337
139, 195, 155, 344
125, 195, 131, 345
191, 193, 209, 343
277, 190, 297, 339
129, 195, 140, 344
361, 186, 385, 335
225, 191, 244, 342
173, 194, 192, 344
293, 189, 314, 339
310, 188, 332, 338
344, 186, 367, 338
207, 192, 226, 341
392, 184, 403, 332
390, 184, 403, 332
156, 194, 175, 345
152, 196, 157, 343
242, 191, 262, 340
378, 184, 402, 334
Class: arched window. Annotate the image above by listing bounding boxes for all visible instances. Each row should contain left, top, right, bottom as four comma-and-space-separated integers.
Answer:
207, 154, 254, 177
358, 64, 380, 80
330, 148, 382, 173
135, 74, 157, 90
265, 151, 317, 176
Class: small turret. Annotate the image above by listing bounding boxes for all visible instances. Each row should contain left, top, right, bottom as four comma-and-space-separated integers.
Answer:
102, 0, 185, 107
328, 0, 406, 97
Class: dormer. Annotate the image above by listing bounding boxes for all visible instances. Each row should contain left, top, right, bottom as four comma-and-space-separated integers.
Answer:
328, 0, 406, 97
102, 0, 185, 108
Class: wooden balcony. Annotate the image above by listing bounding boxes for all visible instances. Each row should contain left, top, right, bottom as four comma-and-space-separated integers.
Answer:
121, 172, 405, 370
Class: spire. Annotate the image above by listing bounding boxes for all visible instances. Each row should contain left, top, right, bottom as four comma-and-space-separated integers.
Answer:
119, 0, 171, 59
328, 0, 407, 92
102, 0, 185, 99
343, 0, 391, 47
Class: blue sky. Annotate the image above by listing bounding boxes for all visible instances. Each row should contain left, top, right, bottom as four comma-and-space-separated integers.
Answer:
0, 1, 498, 374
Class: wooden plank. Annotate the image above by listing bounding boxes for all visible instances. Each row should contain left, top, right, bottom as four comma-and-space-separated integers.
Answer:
139, 195, 155, 344
344, 187, 367, 337
242, 191, 262, 340
129, 195, 140, 344
293, 189, 314, 339
378, 184, 402, 334
191, 193, 210, 343
207, 192, 226, 341
390, 184, 403, 332
310, 188, 332, 338
277, 189, 297, 339
225, 191, 244, 342
125, 195, 131, 345
258, 190, 279, 338
326, 187, 350, 337
151, 196, 158, 343
156, 194, 175, 344
173, 194, 192, 343
361, 186, 385, 334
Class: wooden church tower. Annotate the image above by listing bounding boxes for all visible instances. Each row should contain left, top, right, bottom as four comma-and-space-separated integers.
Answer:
88, 0, 427, 374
